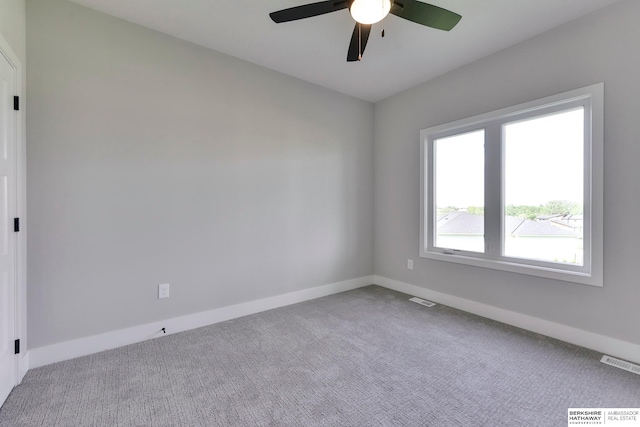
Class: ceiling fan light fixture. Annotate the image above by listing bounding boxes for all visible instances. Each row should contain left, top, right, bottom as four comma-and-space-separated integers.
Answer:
350, 0, 391, 25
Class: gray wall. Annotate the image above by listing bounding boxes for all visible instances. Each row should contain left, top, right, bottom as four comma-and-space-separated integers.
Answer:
27, 0, 374, 348
0, 0, 25, 62
25, 0, 640, 351
374, 0, 640, 345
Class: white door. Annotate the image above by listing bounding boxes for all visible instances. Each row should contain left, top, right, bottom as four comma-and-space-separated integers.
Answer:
0, 50, 17, 407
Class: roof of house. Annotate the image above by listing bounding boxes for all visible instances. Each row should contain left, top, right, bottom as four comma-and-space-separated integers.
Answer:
437, 211, 581, 237
436, 212, 484, 234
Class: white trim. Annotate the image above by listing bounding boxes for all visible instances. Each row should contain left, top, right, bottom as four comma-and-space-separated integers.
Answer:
0, 34, 26, 391
29, 276, 374, 369
373, 275, 640, 365
26, 275, 640, 372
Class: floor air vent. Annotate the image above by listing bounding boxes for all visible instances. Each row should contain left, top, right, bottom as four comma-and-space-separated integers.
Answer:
409, 297, 436, 307
600, 355, 640, 376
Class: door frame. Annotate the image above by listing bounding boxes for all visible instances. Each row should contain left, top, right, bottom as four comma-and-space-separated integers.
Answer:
0, 33, 27, 388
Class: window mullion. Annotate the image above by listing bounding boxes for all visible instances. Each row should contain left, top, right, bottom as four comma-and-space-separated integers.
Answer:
424, 134, 435, 252
484, 123, 502, 258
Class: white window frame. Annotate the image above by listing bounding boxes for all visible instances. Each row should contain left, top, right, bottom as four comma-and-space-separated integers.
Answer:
420, 83, 604, 287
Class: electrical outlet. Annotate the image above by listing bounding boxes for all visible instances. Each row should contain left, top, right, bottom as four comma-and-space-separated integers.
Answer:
158, 283, 170, 299
407, 259, 414, 270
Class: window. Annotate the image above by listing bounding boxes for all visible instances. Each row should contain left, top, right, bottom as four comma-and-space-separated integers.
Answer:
420, 84, 603, 286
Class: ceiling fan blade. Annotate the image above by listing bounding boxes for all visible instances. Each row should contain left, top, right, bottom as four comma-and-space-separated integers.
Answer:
347, 23, 372, 62
390, 0, 461, 31
270, 1, 349, 23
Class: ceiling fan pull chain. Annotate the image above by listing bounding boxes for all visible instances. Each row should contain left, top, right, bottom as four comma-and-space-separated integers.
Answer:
381, 0, 385, 37
358, 24, 362, 61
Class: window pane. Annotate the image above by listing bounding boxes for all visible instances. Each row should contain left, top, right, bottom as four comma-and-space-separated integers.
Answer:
434, 130, 484, 252
503, 108, 584, 265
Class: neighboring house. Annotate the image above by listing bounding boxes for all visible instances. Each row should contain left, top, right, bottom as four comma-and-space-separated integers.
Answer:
436, 211, 583, 264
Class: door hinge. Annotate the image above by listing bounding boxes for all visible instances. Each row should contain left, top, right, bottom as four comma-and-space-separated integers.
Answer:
14, 218, 19, 232
13, 96, 19, 111
14, 339, 20, 355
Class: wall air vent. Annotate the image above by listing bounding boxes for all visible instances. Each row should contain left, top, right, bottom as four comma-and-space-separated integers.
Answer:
600, 355, 640, 376
409, 297, 436, 307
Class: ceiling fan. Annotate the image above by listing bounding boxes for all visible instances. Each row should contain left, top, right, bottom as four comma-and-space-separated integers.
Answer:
269, 0, 462, 62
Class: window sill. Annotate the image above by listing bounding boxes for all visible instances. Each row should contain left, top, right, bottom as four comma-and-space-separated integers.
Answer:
419, 250, 602, 287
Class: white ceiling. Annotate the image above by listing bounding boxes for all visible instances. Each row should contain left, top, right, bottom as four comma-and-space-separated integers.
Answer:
67, 0, 621, 102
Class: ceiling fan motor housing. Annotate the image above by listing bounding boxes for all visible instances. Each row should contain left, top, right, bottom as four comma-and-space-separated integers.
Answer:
350, 0, 392, 25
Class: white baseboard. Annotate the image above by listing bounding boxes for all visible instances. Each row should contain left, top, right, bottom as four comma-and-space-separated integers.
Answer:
373, 275, 640, 365
29, 274, 639, 370
29, 276, 374, 369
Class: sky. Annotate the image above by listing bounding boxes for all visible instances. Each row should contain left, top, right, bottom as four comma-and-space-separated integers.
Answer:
435, 108, 584, 208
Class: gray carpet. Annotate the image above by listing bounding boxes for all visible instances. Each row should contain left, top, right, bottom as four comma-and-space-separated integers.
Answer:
1, 285, 638, 426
